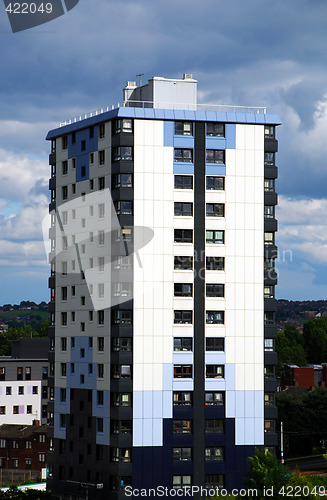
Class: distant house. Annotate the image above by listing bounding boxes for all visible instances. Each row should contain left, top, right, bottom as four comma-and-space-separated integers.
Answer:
0, 423, 48, 485
281, 364, 327, 390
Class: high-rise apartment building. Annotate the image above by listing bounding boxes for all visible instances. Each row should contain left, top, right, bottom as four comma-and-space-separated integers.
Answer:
46, 75, 280, 499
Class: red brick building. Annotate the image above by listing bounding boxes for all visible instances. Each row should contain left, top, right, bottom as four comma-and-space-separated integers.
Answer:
0, 423, 48, 474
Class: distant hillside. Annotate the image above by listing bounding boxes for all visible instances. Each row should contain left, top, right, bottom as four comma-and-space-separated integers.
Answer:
277, 299, 327, 323
0, 301, 48, 331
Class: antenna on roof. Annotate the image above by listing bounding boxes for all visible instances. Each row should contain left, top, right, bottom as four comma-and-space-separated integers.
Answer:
136, 74, 144, 87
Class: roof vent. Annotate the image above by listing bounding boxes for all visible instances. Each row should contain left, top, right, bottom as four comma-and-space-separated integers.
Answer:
183, 73, 193, 80
126, 81, 137, 87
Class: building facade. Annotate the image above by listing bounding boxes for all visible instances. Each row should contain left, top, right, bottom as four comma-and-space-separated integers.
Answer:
0, 338, 49, 426
46, 75, 280, 499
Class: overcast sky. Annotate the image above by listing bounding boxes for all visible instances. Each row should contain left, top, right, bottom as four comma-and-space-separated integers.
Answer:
0, 0, 327, 303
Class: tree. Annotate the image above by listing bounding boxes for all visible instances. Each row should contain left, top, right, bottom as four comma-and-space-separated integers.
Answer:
303, 317, 327, 364
244, 449, 288, 499
276, 324, 307, 374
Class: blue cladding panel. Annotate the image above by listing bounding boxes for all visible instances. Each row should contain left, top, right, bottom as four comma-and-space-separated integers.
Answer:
67, 126, 98, 182
173, 353, 193, 364
244, 391, 255, 418
163, 390, 172, 418
133, 391, 143, 419
206, 137, 226, 149
163, 363, 173, 391
254, 417, 264, 443
92, 390, 110, 419
173, 136, 194, 148
235, 391, 246, 418
133, 419, 143, 446
174, 164, 194, 175
164, 121, 174, 147
205, 165, 226, 176
254, 391, 264, 419
66, 336, 96, 390
153, 391, 163, 418
226, 124, 236, 149
143, 392, 153, 417
205, 352, 225, 364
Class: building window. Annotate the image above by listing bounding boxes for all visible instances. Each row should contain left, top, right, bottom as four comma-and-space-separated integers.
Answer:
206, 203, 224, 217
206, 338, 224, 351
60, 388, 66, 402
113, 118, 133, 134
206, 311, 224, 324
264, 286, 275, 299
99, 150, 105, 165
98, 337, 104, 352
61, 337, 67, 352
60, 362, 67, 377
207, 122, 224, 137
174, 229, 193, 243
111, 448, 131, 463
113, 146, 133, 161
71, 337, 75, 348
174, 149, 193, 162
173, 475, 192, 489
206, 230, 224, 244
264, 366, 275, 378
174, 310, 192, 324
81, 140, 86, 151
25, 367, 31, 380
98, 230, 105, 245
6, 387, 11, 395
17, 367, 23, 381
99, 123, 105, 138
111, 393, 132, 407
0, 368, 5, 381
265, 419, 275, 433
174, 365, 192, 378
60, 414, 66, 428
264, 152, 275, 166
206, 284, 224, 297
62, 136, 68, 150
264, 339, 274, 351
173, 420, 192, 433
174, 256, 193, 270
12, 459, 19, 468
206, 365, 224, 379
205, 447, 224, 461
205, 419, 224, 433
114, 255, 132, 270
98, 177, 105, 190
174, 284, 193, 297
205, 475, 224, 488
206, 256, 224, 271
264, 179, 274, 192
97, 310, 105, 325
205, 392, 225, 406
264, 258, 275, 271
174, 338, 192, 351
264, 232, 274, 245
174, 175, 193, 190
112, 365, 132, 379
25, 441, 32, 450
112, 283, 132, 297
175, 121, 193, 135
62, 160, 68, 175
174, 202, 193, 217
264, 205, 274, 218
111, 309, 132, 325
0, 407, 5, 415
173, 448, 191, 461
112, 173, 133, 189
97, 364, 104, 379
112, 338, 132, 352
173, 392, 192, 406
114, 200, 133, 216
265, 393, 275, 406
26, 405, 32, 414
89, 153, 94, 165
39, 453, 46, 462
81, 322, 86, 332
265, 126, 275, 139
206, 176, 225, 191
61, 287, 67, 301
265, 311, 275, 325
206, 150, 225, 164
12, 440, 18, 449
62, 185, 68, 200
18, 386, 24, 395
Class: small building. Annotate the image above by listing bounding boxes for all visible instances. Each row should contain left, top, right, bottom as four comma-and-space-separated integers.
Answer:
0, 338, 49, 425
0, 423, 48, 485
